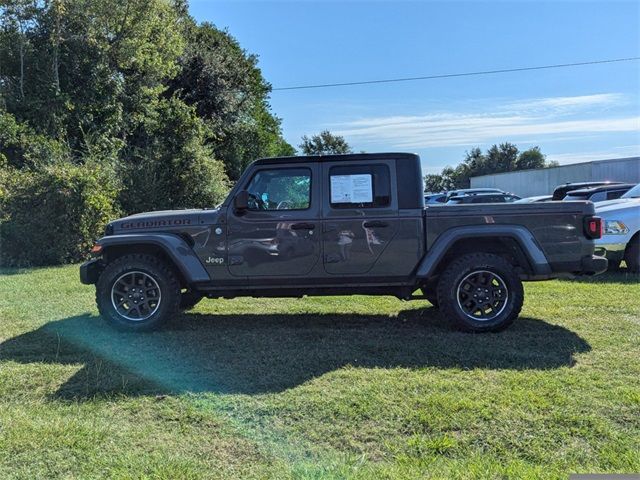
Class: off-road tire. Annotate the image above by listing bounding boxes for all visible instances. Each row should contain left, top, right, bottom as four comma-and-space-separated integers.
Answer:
96, 254, 180, 331
180, 290, 203, 310
436, 253, 524, 332
624, 237, 640, 273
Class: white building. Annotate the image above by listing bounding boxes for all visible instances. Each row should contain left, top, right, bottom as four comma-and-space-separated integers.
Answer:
470, 157, 640, 198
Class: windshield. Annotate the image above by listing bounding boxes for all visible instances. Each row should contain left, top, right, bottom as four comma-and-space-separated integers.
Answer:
622, 184, 640, 198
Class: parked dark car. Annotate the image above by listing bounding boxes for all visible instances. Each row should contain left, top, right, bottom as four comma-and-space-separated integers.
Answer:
446, 193, 521, 204
563, 184, 634, 203
81, 153, 607, 333
552, 181, 624, 200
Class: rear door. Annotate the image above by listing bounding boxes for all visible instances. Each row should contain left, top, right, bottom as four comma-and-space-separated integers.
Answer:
321, 160, 398, 275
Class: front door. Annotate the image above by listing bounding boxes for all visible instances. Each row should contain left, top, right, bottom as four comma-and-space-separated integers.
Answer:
226, 163, 321, 277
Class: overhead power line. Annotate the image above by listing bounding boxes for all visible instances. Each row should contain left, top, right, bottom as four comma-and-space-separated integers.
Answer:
272, 57, 640, 91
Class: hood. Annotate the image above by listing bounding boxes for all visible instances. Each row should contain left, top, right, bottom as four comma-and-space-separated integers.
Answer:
109, 208, 221, 234
595, 197, 640, 215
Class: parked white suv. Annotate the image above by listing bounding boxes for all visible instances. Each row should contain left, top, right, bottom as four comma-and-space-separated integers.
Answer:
594, 184, 640, 272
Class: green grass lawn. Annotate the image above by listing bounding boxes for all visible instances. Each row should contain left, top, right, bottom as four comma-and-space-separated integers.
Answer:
0, 265, 638, 479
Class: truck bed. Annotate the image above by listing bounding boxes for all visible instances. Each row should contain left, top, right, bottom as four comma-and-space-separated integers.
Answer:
424, 201, 596, 274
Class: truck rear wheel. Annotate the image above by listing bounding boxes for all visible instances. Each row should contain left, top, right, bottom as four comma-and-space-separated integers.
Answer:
96, 254, 180, 331
436, 253, 523, 332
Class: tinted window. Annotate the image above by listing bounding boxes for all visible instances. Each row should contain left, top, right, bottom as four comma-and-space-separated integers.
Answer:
589, 191, 606, 202
564, 193, 588, 201
606, 189, 626, 200
329, 164, 390, 208
245, 168, 311, 211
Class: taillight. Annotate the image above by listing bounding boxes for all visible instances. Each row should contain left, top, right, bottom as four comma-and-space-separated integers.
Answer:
584, 216, 603, 239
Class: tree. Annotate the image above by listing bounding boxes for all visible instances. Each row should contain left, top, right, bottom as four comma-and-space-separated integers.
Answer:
516, 146, 558, 169
1, 0, 297, 265
166, 22, 294, 180
299, 130, 352, 156
424, 143, 555, 191
424, 173, 456, 193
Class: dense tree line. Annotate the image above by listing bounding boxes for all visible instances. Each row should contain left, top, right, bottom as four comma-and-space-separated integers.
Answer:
0, 0, 293, 266
424, 143, 558, 192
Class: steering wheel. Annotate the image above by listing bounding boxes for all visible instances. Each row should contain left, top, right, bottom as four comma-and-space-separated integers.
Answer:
247, 192, 266, 210
276, 200, 292, 210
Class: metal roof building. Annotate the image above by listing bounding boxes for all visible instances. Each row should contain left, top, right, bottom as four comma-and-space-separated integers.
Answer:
470, 156, 640, 198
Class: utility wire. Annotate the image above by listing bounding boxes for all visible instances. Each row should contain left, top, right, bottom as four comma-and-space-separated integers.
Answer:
272, 57, 640, 91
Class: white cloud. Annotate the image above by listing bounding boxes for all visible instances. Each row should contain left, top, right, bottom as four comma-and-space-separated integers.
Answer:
547, 145, 640, 165
501, 93, 624, 113
332, 93, 639, 149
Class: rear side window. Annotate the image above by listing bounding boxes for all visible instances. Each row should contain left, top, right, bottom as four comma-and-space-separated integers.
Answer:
329, 164, 390, 208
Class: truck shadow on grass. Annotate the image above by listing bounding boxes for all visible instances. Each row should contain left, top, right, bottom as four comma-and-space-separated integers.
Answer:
0, 309, 590, 400
560, 269, 639, 284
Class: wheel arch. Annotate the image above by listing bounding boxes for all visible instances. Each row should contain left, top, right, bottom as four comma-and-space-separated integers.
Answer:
416, 225, 552, 280
98, 234, 210, 286
625, 230, 640, 250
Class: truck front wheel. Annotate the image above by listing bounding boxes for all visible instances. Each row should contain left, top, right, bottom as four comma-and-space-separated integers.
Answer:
624, 237, 640, 273
96, 254, 180, 331
436, 253, 523, 332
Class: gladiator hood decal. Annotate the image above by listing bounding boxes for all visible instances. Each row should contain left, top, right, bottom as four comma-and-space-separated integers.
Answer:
109, 208, 221, 233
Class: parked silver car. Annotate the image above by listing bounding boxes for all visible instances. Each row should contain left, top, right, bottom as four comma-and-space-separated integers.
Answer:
594, 184, 640, 271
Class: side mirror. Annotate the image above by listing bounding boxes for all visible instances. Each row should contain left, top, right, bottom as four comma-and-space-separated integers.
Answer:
234, 190, 249, 212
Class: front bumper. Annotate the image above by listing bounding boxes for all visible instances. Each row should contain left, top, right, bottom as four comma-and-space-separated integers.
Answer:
80, 258, 103, 285
579, 254, 608, 276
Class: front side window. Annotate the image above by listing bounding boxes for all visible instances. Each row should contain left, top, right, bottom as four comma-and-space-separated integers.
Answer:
245, 168, 311, 211
329, 164, 390, 208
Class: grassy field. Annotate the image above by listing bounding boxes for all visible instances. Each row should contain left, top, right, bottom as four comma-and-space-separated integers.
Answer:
0, 265, 638, 479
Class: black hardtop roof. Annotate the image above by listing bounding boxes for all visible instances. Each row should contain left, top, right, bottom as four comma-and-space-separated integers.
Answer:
254, 152, 419, 165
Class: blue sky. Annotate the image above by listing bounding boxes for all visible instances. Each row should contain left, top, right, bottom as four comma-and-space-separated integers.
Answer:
190, 0, 640, 173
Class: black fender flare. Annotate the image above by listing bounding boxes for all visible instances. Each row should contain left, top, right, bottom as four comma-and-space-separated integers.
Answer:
97, 233, 210, 284
416, 225, 552, 278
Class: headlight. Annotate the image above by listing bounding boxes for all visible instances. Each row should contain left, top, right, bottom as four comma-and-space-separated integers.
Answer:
604, 220, 629, 235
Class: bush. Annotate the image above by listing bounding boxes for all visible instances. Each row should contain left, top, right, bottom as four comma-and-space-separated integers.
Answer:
0, 112, 69, 169
119, 98, 230, 213
0, 162, 120, 267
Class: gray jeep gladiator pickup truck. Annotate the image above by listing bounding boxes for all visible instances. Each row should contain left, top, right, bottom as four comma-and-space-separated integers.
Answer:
80, 153, 607, 332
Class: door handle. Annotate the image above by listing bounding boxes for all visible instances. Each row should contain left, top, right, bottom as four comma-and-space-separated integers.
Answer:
291, 222, 316, 230
363, 221, 389, 228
